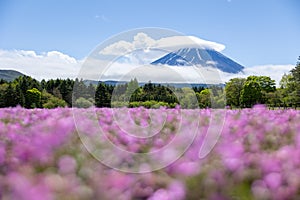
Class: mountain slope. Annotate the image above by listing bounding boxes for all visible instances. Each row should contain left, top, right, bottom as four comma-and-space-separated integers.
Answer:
151, 48, 244, 73
0, 70, 25, 81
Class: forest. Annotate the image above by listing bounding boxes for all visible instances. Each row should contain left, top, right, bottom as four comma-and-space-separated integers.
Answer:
0, 57, 299, 109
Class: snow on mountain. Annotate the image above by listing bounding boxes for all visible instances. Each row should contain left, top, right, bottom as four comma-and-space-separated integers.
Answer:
151, 48, 244, 74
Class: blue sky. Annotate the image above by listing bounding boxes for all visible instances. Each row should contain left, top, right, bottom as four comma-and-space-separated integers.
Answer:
0, 0, 299, 82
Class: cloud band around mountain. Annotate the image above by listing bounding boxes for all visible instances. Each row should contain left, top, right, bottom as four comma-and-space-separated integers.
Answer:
99, 33, 226, 56
0, 29, 294, 86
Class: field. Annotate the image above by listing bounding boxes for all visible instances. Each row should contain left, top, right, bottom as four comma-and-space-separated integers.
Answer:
0, 106, 300, 199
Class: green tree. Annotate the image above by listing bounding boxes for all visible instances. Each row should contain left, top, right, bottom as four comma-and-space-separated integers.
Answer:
280, 73, 293, 89
279, 74, 295, 107
59, 79, 74, 106
266, 89, 282, 108
41, 90, 67, 108
86, 83, 96, 99
180, 87, 198, 109
43, 96, 67, 108
212, 87, 226, 108
125, 78, 139, 101
249, 76, 276, 93
290, 56, 300, 82
95, 83, 111, 107
25, 88, 41, 108
74, 97, 93, 108
52, 87, 62, 99
244, 76, 276, 105
198, 88, 211, 108
4, 83, 19, 107
72, 78, 87, 100
225, 78, 246, 107
14, 76, 41, 94
240, 81, 262, 108
15, 83, 25, 106
279, 58, 300, 108
0, 83, 8, 107
290, 57, 300, 107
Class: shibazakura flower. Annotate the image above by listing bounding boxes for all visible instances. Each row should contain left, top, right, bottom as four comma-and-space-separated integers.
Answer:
0, 106, 300, 199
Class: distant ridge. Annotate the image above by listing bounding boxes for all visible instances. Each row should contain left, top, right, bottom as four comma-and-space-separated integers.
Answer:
83, 79, 224, 88
0, 69, 25, 82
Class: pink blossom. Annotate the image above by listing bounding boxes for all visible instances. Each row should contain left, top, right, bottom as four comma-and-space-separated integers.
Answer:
264, 172, 282, 190
58, 155, 77, 174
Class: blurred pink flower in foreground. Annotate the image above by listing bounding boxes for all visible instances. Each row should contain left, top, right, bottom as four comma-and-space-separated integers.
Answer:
0, 106, 300, 199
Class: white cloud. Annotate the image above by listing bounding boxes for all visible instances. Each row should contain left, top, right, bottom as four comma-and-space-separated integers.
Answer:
0, 29, 292, 84
94, 63, 224, 84
242, 64, 294, 86
133, 33, 156, 49
93, 63, 293, 86
46, 51, 77, 64
101, 40, 134, 55
156, 36, 225, 52
0, 48, 293, 86
95, 14, 110, 22
218, 64, 294, 86
0, 49, 81, 80
99, 33, 225, 56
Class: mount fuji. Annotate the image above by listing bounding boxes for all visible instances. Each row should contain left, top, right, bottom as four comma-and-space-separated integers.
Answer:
151, 48, 244, 74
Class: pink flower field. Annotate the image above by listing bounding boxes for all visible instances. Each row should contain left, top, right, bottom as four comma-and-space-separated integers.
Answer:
0, 106, 300, 200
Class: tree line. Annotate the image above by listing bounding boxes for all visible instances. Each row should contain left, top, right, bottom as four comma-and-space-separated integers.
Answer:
0, 57, 299, 109
226, 56, 300, 108
0, 76, 73, 108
